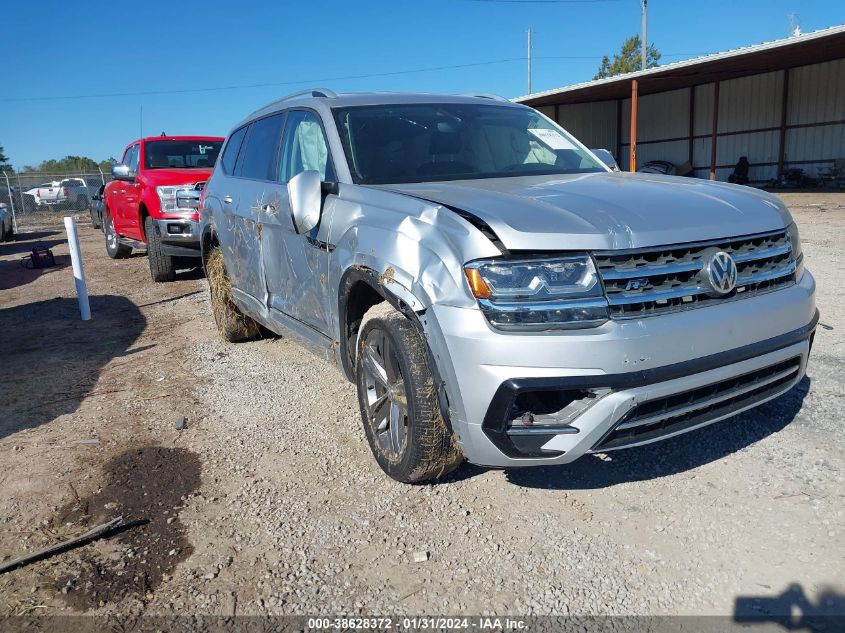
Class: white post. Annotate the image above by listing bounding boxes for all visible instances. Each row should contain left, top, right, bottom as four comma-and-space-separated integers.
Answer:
527, 28, 532, 95
63, 216, 91, 320
641, 0, 648, 71
3, 170, 17, 234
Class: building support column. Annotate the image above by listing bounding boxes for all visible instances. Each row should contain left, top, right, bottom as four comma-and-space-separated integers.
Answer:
709, 80, 720, 181
688, 85, 695, 165
777, 69, 790, 181
629, 79, 638, 172
554, 103, 560, 125
616, 98, 622, 164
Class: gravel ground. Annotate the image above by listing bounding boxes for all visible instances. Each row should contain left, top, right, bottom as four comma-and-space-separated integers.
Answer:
1, 193, 843, 619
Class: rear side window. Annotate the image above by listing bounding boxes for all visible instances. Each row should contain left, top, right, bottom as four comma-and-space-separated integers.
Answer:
220, 126, 247, 175
236, 114, 286, 180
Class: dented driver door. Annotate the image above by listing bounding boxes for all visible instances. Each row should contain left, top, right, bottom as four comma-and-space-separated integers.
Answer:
260, 109, 336, 335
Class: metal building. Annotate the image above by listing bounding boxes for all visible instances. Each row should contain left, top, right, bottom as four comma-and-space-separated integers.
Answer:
516, 25, 845, 184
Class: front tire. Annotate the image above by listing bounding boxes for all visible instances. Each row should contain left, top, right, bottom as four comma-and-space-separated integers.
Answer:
104, 213, 131, 259
145, 216, 176, 282
355, 303, 462, 483
206, 247, 260, 342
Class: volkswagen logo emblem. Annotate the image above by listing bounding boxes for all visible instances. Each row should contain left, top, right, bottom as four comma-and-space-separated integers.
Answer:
705, 251, 738, 295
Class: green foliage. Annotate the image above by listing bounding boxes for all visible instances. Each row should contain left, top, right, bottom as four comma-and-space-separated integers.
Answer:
594, 35, 661, 80
0, 145, 11, 173
18, 155, 118, 175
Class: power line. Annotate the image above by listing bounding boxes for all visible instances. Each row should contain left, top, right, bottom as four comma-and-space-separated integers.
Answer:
464, 0, 623, 4
1, 52, 709, 104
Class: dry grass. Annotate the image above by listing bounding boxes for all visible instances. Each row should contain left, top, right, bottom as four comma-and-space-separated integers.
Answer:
206, 247, 259, 341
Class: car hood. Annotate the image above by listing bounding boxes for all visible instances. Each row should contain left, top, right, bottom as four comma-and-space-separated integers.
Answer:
378, 172, 791, 251
140, 168, 213, 187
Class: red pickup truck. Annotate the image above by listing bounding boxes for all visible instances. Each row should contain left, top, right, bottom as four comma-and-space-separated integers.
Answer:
104, 135, 224, 281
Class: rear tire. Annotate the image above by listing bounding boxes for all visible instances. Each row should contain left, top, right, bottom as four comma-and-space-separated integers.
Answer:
104, 213, 131, 259
145, 215, 176, 282
355, 303, 463, 483
206, 247, 260, 342
90, 206, 101, 229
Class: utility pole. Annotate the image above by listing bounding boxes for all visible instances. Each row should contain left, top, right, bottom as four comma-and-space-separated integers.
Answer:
641, 0, 648, 71
527, 28, 533, 95
140, 105, 144, 138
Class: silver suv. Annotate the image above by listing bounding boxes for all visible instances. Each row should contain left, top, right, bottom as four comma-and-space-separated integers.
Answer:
197, 90, 817, 483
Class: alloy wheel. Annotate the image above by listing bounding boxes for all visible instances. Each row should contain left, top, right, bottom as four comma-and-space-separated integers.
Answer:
361, 328, 409, 461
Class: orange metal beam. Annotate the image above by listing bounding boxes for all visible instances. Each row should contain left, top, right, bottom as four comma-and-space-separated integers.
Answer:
709, 80, 720, 180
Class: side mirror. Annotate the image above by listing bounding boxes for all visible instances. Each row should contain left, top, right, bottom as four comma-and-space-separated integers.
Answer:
112, 163, 136, 181
591, 149, 620, 172
287, 170, 322, 234
176, 189, 201, 210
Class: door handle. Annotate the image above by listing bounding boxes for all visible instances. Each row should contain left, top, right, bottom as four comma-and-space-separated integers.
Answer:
223, 195, 233, 204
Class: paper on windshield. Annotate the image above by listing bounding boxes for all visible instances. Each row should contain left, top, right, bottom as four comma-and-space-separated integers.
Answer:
528, 128, 578, 151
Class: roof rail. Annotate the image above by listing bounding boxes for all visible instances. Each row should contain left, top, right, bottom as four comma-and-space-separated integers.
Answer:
280, 88, 338, 102
459, 93, 510, 102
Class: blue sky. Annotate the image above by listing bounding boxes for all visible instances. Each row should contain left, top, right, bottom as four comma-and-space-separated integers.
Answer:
2, 0, 844, 169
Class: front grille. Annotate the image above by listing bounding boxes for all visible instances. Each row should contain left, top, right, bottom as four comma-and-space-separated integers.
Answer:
594, 356, 802, 452
594, 230, 796, 318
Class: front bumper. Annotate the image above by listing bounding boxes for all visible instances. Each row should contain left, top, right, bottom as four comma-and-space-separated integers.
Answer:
153, 217, 201, 258
425, 272, 817, 468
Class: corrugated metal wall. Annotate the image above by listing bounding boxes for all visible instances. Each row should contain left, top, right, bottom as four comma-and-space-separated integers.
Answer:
548, 58, 845, 183
553, 101, 618, 152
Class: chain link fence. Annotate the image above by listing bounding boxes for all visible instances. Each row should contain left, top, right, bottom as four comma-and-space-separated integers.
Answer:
1, 169, 114, 232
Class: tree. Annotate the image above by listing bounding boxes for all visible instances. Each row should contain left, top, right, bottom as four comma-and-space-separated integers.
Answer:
0, 145, 11, 174
594, 35, 661, 80
99, 157, 118, 173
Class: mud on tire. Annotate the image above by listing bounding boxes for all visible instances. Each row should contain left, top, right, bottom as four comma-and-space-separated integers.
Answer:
206, 247, 260, 342
355, 302, 463, 483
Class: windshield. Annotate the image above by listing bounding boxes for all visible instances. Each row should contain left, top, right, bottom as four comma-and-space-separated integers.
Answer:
332, 103, 605, 185
144, 140, 222, 170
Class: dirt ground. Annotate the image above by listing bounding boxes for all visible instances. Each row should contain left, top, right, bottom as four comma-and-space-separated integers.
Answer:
0, 193, 843, 621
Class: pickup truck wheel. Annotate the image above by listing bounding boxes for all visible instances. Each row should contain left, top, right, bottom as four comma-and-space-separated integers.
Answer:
206, 247, 260, 342
104, 213, 131, 259
145, 216, 176, 282
355, 303, 463, 483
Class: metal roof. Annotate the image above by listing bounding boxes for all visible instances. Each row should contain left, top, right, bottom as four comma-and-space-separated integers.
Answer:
515, 24, 845, 107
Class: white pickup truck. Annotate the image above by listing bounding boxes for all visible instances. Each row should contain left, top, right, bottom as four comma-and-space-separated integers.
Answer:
25, 178, 91, 210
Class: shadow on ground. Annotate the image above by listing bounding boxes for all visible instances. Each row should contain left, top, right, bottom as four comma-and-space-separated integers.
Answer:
0, 253, 71, 291
0, 236, 66, 257
0, 295, 146, 441
443, 377, 811, 489
735, 583, 845, 631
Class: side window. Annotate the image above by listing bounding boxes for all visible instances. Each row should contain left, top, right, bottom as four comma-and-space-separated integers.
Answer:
220, 126, 247, 175
123, 145, 140, 172
278, 110, 335, 183
236, 113, 286, 181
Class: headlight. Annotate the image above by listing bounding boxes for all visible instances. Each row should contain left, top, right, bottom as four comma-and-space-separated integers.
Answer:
786, 222, 804, 281
156, 185, 193, 213
464, 255, 609, 331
